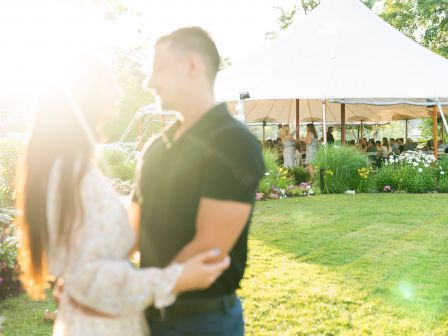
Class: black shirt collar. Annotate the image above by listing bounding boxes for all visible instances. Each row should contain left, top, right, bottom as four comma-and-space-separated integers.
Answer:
161, 103, 229, 148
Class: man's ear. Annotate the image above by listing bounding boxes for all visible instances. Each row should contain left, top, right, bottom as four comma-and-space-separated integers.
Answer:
187, 53, 205, 79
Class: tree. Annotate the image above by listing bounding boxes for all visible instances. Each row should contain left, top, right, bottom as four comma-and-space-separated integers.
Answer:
101, 45, 154, 142
419, 117, 444, 140
380, 0, 448, 58
80, 0, 155, 142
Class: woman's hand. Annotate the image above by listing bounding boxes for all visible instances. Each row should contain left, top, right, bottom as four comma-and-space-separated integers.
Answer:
172, 249, 230, 294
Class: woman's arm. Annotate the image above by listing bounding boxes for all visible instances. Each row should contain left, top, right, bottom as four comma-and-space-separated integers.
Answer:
305, 132, 312, 145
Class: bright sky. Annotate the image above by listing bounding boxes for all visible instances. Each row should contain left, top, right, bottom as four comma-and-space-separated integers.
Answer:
0, 0, 299, 94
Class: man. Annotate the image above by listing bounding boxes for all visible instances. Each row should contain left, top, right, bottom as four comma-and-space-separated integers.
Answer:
276, 123, 283, 141
403, 138, 416, 151
326, 126, 335, 144
129, 27, 265, 336
390, 138, 400, 155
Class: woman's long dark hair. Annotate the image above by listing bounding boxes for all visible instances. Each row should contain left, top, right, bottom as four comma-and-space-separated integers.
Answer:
307, 123, 318, 138
17, 56, 109, 299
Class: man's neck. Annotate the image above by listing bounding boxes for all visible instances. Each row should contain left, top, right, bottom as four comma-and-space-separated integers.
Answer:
173, 94, 216, 141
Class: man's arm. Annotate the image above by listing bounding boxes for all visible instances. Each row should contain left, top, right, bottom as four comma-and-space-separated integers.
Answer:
127, 201, 141, 255
173, 198, 252, 262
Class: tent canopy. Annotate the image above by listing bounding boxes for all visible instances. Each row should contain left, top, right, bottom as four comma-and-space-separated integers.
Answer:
225, 99, 447, 124
216, 0, 448, 123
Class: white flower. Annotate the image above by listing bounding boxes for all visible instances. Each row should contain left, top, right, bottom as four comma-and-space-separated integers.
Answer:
413, 162, 418, 167
265, 172, 270, 176
424, 163, 429, 168
308, 189, 314, 195
418, 168, 423, 173
442, 171, 445, 175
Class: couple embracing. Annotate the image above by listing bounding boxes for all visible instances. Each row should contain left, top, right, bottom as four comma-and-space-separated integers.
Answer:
17, 27, 265, 336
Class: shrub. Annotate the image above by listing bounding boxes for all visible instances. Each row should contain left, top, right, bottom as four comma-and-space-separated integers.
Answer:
380, 151, 437, 193
288, 166, 310, 185
0, 217, 21, 300
374, 164, 401, 192
0, 139, 21, 207
98, 142, 138, 182
400, 165, 436, 193
313, 145, 371, 193
257, 150, 298, 200
438, 176, 448, 193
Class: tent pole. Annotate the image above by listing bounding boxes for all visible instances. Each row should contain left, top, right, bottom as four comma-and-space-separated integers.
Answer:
360, 121, 364, 139
322, 100, 327, 144
295, 99, 300, 140
433, 106, 438, 158
341, 103, 346, 144
405, 120, 408, 140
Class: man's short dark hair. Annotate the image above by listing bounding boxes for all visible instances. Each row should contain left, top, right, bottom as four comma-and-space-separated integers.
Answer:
156, 27, 221, 81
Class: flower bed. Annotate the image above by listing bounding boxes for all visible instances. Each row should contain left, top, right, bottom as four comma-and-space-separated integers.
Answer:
375, 151, 439, 193
0, 210, 20, 300
257, 150, 314, 200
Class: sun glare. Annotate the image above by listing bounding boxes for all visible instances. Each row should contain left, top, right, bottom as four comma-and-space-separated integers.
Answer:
0, 1, 109, 94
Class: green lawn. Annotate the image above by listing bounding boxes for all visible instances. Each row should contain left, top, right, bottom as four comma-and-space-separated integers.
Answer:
1, 194, 448, 335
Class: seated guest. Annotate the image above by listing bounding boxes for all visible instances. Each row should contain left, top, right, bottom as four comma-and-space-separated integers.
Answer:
403, 138, 416, 151
366, 139, 377, 152
397, 138, 405, 152
358, 138, 367, 150
390, 138, 400, 155
326, 126, 335, 144
264, 139, 274, 150
379, 138, 390, 159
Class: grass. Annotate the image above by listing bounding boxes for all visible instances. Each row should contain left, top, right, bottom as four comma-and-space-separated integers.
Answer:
0, 293, 55, 336
239, 194, 448, 335
1, 194, 448, 335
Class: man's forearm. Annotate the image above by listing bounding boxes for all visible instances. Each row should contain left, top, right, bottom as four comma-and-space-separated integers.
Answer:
173, 237, 213, 263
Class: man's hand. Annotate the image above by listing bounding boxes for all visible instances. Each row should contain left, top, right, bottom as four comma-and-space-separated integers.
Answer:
53, 278, 64, 306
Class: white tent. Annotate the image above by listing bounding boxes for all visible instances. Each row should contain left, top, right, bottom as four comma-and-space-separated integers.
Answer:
216, 0, 448, 125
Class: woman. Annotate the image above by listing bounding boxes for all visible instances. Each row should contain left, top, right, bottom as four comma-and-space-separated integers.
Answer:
305, 123, 319, 176
379, 138, 390, 159
281, 125, 297, 168
358, 138, 367, 151
16, 55, 229, 336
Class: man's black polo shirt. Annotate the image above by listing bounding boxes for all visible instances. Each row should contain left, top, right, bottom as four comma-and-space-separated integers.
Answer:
131, 103, 265, 299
